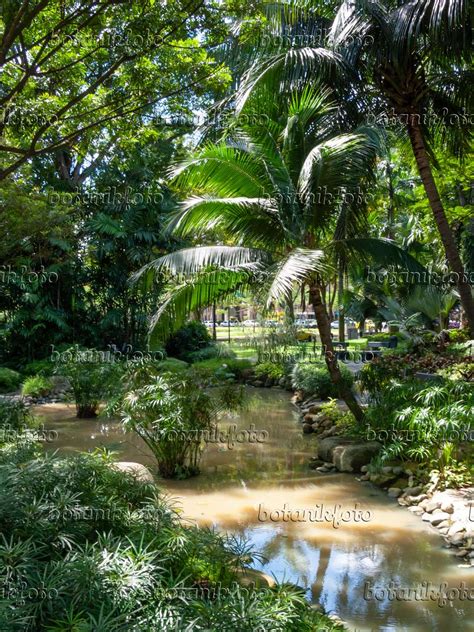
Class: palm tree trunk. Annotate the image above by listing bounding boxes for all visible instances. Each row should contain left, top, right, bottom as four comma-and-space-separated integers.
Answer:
407, 122, 474, 336
338, 266, 345, 342
309, 283, 364, 422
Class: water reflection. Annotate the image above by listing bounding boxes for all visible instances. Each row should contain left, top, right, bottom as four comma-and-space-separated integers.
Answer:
36, 389, 474, 631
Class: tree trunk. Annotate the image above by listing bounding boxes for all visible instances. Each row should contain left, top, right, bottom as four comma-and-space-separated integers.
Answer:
407, 122, 474, 336
309, 283, 364, 422
338, 266, 345, 342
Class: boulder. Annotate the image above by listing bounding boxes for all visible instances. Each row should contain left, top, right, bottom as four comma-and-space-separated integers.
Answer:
403, 486, 423, 497
388, 488, 402, 498
424, 499, 441, 513
302, 423, 313, 434
429, 511, 451, 526
317, 437, 381, 472
114, 462, 154, 483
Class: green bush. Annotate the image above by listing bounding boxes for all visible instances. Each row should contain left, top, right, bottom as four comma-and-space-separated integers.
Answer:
156, 358, 189, 373
186, 343, 234, 363
254, 361, 286, 381
165, 321, 211, 361
192, 358, 253, 384
54, 346, 123, 418
0, 367, 22, 393
291, 361, 354, 399
22, 359, 54, 376
0, 446, 341, 631
21, 374, 54, 397
364, 380, 473, 484
447, 328, 470, 343
366, 332, 404, 342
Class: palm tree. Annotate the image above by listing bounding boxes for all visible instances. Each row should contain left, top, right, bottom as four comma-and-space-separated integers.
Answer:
233, 0, 473, 334
134, 87, 423, 421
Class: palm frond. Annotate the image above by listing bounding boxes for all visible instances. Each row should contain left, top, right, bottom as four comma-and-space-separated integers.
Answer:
266, 248, 328, 305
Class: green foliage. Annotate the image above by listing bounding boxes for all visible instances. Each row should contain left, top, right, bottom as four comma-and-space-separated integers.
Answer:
186, 343, 236, 363
156, 358, 189, 374
291, 361, 354, 399
0, 368, 22, 393
0, 399, 34, 433
191, 358, 253, 385
2, 449, 304, 631
318, 399, 357, 435
21, 359, 54, 377
112, 371, 245, 478
54, 346, 123, 418
254, 361, 286, 381
364, 379, 473, 478
21, 375, 54, 398
448, 329, 471, 343
165, 321, 212, 362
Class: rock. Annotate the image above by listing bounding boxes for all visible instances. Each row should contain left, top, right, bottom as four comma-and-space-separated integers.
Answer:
304, 413, 321, 423
405, 494, 427, 505
316, 466, 330, 473
317, 437, 382, 473
302, 423, 313, 434
382, 466, 393, 474
424, 499, 441, 513
398, 497, 410, 506
388, 488, 402, 498
114, 462, 154, 483
253, 380, 264, 387
436, 520, 451, 529
408, 506, 424, 515
393, 466, 403, 475
456, 550, 469, 557
308, 405, 323, 414
403, 486, 423, 497
429, 511, 451, 526
361, 465, 369, 473
438, 528, 449, 535
448, 523, 467, 537
360, 473, 370, 481
449, 533, 466, 546
369, 472, 397, 486
440, 501, 454, 514
421, 513, 432, 522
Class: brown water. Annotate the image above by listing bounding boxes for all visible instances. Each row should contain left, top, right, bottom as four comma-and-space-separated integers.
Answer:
36, 389, 474, 632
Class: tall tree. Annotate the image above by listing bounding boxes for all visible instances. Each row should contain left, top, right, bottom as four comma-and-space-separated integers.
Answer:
134, 87, 423, 421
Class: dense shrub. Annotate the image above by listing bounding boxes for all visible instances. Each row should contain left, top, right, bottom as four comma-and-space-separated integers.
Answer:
192, 358, 253, 384
165, 321, 211, 361
364, 380, 473, 484
447, 329, 470, 343
21, 374, 54, 398
0, 445, 341, 631
54, 346, 123, 417
156, 358, 189, 373
21, 359, 54, 376
185, 343, 237, 363
359, 349, 470, 396
254, 361, 286, 381
0, 367, 22, 393
291, 361, 354, 399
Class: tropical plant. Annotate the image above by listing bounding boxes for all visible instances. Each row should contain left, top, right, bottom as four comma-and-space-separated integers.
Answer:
0, 447, 341, 631
364, 379, 473, 474
21, 375, 54, 398
54, 346, 123, 418
232, 0, 474, 334
329, 0, 473, 333
134, 86, 423, 422
111, 369, 245, 478
292, 360, 354, 400
165, 321, 213, 361
0, 367, 21, 393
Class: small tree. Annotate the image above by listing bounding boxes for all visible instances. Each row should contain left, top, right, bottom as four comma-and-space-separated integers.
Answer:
114, 366, 244, 478
55, 346, 122, 418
